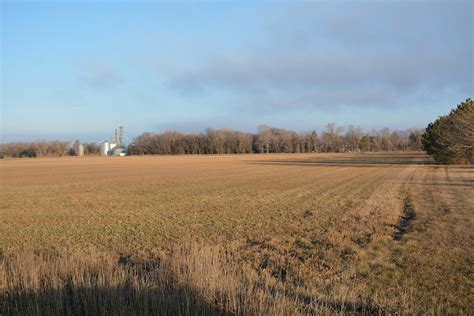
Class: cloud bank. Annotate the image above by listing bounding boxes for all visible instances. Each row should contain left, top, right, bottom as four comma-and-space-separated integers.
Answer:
161, 1, 473, 111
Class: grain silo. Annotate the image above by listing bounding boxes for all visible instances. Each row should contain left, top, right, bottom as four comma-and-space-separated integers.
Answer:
100, 141, 110, 156
100, 127, 126, 157
77, 144, 84, 157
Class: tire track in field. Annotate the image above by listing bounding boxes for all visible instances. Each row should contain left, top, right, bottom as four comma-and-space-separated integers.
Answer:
376, 164, 474, 313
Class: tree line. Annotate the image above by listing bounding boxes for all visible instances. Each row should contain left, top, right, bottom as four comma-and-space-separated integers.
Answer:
127, 124, 424, 155
3, 99, 471, 163
0, 125, 424, 159
0, 141, 100, 158
422, 98, 473, 164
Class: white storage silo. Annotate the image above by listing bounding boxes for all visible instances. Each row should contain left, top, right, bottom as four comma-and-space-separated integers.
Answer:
100, 141, 110, 156
78, 144, 84, 157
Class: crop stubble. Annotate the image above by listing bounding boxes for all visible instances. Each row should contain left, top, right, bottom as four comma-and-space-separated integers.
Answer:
1, 152, 472, 314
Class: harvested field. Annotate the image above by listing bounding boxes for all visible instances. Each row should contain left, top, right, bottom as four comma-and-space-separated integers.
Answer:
1, 152, 473, 314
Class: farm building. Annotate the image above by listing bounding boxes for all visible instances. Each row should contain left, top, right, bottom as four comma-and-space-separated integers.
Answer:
100, 126, 126, 156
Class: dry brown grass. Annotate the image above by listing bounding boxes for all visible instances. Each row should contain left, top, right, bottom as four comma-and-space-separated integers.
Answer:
1, 152, 473, 314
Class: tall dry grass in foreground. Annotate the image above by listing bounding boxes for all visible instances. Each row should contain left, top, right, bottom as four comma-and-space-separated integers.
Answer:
1, 242, 407, 315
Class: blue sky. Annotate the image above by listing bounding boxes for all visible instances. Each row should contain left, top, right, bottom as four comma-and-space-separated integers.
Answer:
1, 0, 472, 142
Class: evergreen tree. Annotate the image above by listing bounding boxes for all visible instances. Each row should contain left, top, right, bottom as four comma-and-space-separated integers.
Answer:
422, 99, 473, 164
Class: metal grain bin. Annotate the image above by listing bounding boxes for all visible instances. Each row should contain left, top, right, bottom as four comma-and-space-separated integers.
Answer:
77, 144, 84, 157
100, 141, 110, 156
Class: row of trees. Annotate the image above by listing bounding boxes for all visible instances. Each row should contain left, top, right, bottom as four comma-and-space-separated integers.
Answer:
422, 99, 473, 164
0, 141, 71, 158
3, 99, 471, 163
0, 141, 101, 158
127, 129, 254, 155
0, 125, 426, 159
127, 125, 424, 155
